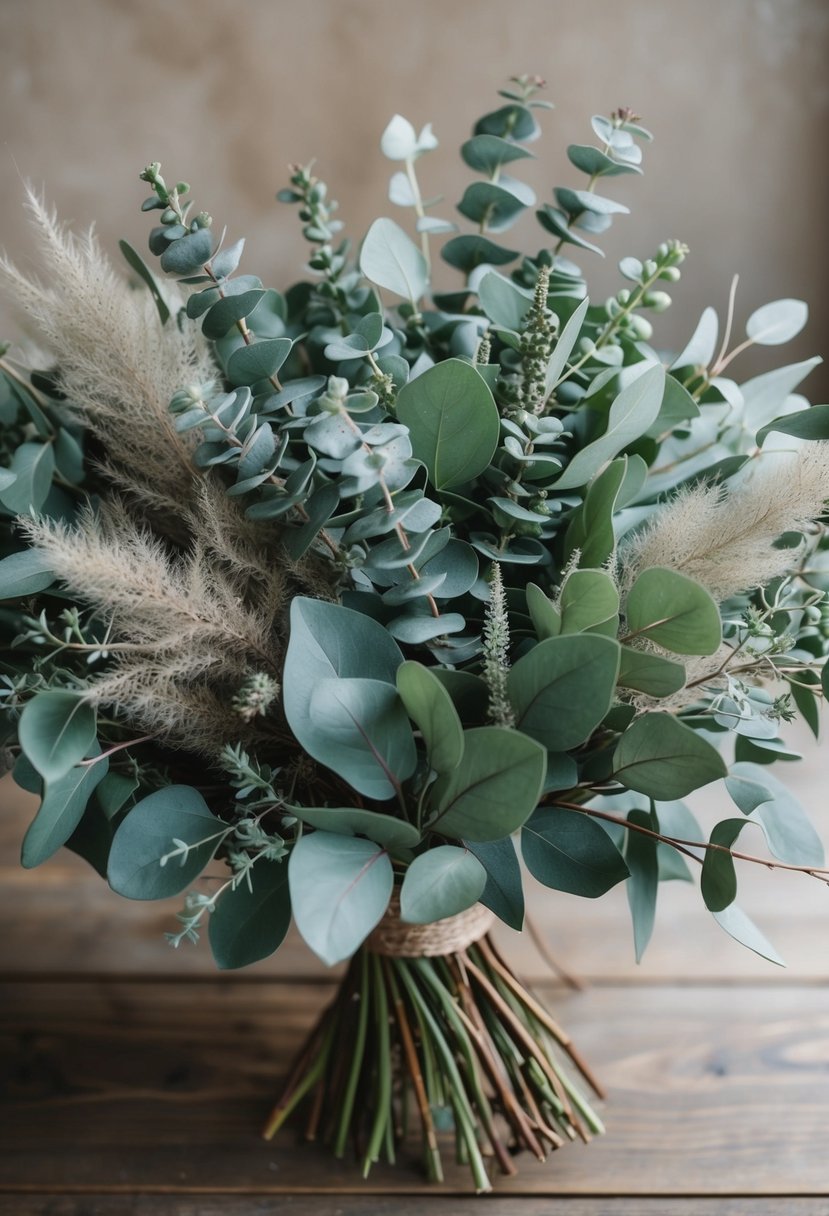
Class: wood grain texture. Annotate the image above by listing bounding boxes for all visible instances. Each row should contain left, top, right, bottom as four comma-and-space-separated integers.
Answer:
2, 979, 828, 1197
2, 1200, 827, 1216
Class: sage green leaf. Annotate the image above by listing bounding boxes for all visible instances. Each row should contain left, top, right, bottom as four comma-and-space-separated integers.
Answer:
201, 289, 266, 340
613, 712, 727, 799
458, 182, 528, 233
283, 596, 404, 759
617, 647, 686, 697
544, 297, 589, 395
671, 306, 718, 369
396, 660, 464, 774
465, 836, 524, 930
565, 458, 627, 568
701, 819, 743, 911
289, 805, 420, 852
429, 727, 546, 841
508, 634, 620, 751
288, 831, 393, 966
740, 357, 821, 431
209, 861, 291, 969
227, 338, 292, 386
522, 806, 629, 897
727, 763, 824, 866
625, 807, 659, 962
745, 298, 808, 346
19, 690, 97, 783
118, 239, 170, 324
441, 235, 520, 272
159, 227, 214, 275
400, 845, 487, 924
21, 756, 109, 868
559, 569, 619, 636
712, 902, 785, 966
461, 134, 534, 174
756, 404, 829, 446
0, 550, 54, 598
0, 442, 55, 514
307, 677, 416, 801
625, 567, 722, 656
477, 271, 533, 330
430, 669, 490, 725
396, 358, 499, 490
526, 582, 561, 640
553, 364, 665, 490
360, 217, 428, 304
107, 786, 224, 900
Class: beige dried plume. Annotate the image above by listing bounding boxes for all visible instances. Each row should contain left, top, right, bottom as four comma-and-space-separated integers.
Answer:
622, 443, 829, 603
0, 188, 215, 519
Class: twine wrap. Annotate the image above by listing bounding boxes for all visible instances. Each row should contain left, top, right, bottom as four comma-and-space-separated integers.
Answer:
367, 893, 496, 958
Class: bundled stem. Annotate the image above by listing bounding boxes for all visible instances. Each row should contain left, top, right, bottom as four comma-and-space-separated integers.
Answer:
262, 936, 603, 1193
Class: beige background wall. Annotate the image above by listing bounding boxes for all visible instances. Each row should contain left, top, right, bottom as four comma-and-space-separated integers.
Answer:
0, 0, 827, 396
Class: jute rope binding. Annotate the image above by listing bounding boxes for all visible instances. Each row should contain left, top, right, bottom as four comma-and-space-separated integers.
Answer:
367, 892, 496, 958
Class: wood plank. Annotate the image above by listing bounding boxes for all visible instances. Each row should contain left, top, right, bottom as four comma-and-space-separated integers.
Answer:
3, 719, 829, 983
1, 1199, 826, 1216
1, 979, 828, 1196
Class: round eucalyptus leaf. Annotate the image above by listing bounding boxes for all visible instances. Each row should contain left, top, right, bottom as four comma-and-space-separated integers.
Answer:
360, 217, 428, 304
19, 690, 97, 783
477, 271, 533, 331
107, 786, 224, 901
508, 634, 620, 751
307, 677, 416, 801
613, 713, 726, 799
21, 756, 109, 869
159, 227, 214, 275
745, 298, 808, 346
396, 358, 499, 490
227, 338, 292, 387
522, 806, 629, 898
441, 235, 520, 272
429, 726, 546, 841
457, 182, 528, 233
400, 846, 487, 924
201, 290, 266, 340
0, 550, 55, 599
625, 567, 721, 656
209, 862, 291, 970
0, 442, 55, 515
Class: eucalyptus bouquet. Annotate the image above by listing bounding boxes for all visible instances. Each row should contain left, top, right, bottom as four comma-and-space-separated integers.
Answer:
2, 74, 828, 1193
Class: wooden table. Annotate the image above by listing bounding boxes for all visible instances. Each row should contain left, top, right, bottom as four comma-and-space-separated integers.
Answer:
2, 733, 828, 1216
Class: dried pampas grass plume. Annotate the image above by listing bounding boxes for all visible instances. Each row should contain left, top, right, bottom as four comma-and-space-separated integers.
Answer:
0, 188, 215, 518
622, 443, 829, 603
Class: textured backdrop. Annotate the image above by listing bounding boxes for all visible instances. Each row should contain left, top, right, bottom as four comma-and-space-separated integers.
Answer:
0, 0, 827, 395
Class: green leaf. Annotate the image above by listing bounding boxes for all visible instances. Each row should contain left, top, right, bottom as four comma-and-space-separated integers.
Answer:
21, 756, 109, 868
461, 134, 534, 174
756, 404, 829, 446
465, 836, 524, 930
283, 596, 404, 767
613, 713, 727, 799
118, 239, 170, 324
522, 806, 629, 897
745, 298, 808, 346
559, 569, 619, 636
727, 763, 824, 866
567, 144, 641, 177
227, 338, 292, 386
159, 228, 214, 275
429, 727, 546, 841
400, 845, 487, 924
201, 289, 266, 340
307, 677, 416, 801
19, 690, 97, 783
625, 807, 659, 962
209, 862, 291, 969
526, 582, 561, 639
457, 182, 528, 233
0, 443, 55, 514
508, 634, 620, 751
625, 567, 722, 656
700, 818, 742, 911
107, 786, 224, 900
396, 358, 499, 490
288, 831, 393, 966
740, 357, 821, 431
565, 458, 627, 568
712, 902, 784, 967
396, 661, 463, 774
544, 297, 589, 395
477, 271, 533, 330
441, 235, 520, 273
288, 805, 420, 852
0, 550, 55, 598
360, 217, 428, 304
617, 647, 686, 698
553, 365, 665, 490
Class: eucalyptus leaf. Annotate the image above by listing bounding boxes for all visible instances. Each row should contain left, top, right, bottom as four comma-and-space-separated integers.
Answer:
0, 442, 55, 514
429, 727, 546, 841
307, 677, 416, 801
625, 567, 721, 656
508, 634, 620, 751
544, 297, 589, 395
465, 836, 524, 930
625, 807, 659, 962
712, 902, 785, 966
396, 358, 499, 490
107, 786, 224, 900
478, 272, 533, 330
522, 806, 630, 897
288, 805, 420, 851
0, 550, 55, 598
19, 690, 97, 783
209, 862, 291, 970
613, 713, 726, 799
288, 831, 393, 966
745, 298, 808, 346
400, 845, 487, 924
360, 217, 428, 304
396, 660, 464, 774
21, 755, 109, 868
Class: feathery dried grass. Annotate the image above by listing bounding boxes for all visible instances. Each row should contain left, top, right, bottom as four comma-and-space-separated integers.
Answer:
21, 502, 282, 756
622, 444, 829, 603
0, 189, 215, 517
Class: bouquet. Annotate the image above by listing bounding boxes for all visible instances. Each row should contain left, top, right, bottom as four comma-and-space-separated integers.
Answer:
1, 74, 827, 1193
